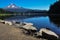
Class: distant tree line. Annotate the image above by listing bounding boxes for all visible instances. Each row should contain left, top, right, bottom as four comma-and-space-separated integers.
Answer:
0, 8, 14, 14
25, 10, 47, 13
0, 8, 14, 19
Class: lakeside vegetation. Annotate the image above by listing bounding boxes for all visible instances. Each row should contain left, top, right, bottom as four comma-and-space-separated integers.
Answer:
0, 14, 13, 20
0, 8, 13, 19
0, 8, 48, 19
48, 1, 60, 26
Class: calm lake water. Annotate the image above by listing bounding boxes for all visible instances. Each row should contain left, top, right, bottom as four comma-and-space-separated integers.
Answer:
5, 16, 60, 35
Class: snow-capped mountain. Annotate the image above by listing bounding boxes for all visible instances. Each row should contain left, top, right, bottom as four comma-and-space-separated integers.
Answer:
3, 3, 31, 12
7, 3, 19, 8
3, 3, 47, 13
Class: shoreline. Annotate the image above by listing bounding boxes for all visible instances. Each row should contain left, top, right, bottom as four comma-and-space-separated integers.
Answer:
0, 23, 41, 40
0, 20, 59, 40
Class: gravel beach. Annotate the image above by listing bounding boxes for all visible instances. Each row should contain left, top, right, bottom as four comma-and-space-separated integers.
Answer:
0, 23, 46, 40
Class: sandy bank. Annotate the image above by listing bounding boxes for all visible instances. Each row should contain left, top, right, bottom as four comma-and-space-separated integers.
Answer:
0, 23, 46, 40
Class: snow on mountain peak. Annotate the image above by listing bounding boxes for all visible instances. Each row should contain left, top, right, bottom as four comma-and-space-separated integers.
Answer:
7, 3, 19, 8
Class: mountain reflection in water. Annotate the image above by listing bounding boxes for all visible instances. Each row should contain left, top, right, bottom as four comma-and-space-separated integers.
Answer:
5, 16, 60, 35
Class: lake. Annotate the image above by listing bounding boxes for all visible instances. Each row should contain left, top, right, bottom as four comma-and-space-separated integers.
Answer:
5, 16, 60, 35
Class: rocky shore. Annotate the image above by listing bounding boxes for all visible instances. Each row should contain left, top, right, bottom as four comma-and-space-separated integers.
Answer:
0, 22, 47, 40
0, 20, 59, 40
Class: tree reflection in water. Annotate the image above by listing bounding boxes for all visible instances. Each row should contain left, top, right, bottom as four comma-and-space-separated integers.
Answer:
48, 1, 60, 27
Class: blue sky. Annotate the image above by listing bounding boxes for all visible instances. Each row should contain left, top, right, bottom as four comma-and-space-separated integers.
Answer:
0, 0, 57, 10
